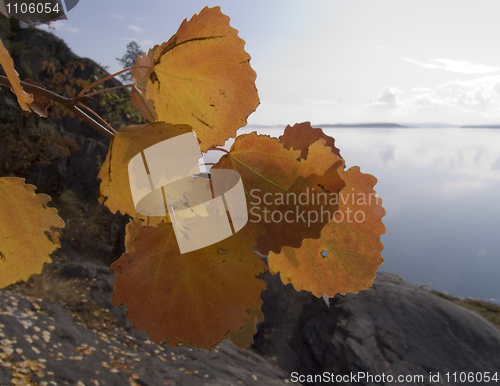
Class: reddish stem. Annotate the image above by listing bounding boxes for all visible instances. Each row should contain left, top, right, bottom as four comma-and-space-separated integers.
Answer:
77, 65, 152, 98
77, 102, 117, 135
210, 147, 230, 154
84, 83, 134, 97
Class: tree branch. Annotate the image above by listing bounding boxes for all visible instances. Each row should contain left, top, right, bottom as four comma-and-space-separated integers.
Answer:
0, 75, 115, 139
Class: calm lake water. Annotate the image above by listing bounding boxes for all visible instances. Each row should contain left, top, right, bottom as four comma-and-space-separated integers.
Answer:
206, 126, 500, 305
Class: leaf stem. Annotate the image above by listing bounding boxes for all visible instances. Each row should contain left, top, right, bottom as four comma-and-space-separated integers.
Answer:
84, 83, 135, 97
0, 75, 115, 139
68, 105, 115, 139
76, 65, 152, 98
210, 147, 230, 154
76, 102, 117, 135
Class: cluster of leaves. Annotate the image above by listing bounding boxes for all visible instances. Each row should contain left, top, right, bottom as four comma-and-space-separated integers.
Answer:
0, 6, 385, 350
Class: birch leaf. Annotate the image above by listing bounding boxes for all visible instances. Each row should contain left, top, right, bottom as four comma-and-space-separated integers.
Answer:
0, 178, 64, 288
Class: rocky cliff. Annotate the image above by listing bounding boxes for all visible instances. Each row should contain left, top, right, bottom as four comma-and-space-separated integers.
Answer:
0, 15, 140, 264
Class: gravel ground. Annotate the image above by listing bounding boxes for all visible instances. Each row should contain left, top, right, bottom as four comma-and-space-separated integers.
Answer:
0, 261, 291, 386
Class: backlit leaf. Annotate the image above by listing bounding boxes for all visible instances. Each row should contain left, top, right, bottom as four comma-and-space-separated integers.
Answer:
23, 79, 52, 118
131, 47, 157, 122
0, 177, 64, 288
279, 122, 342, 159
213, 132, 345, 255
228, 308, 264, 349
0, 37, 33, 111
97, 122, 192, 219
110, 223, 267, 349
268, 163, 386, 297
145, 6, 259, 152
124, 218, 144, 253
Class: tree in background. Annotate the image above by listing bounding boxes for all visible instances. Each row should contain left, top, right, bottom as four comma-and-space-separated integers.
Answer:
116, 41, 142, 81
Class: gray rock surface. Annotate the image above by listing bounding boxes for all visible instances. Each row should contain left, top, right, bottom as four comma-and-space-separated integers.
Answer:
2, 261, 500, 386
254, 271, 500, 385
0, 264, 289, 386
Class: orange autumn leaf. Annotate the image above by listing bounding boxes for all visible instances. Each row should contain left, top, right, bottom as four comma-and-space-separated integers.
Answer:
0, 177, 64, 288
0, 37, 33, 111
23, 79, 52, 117
228, 308, 264, 349
268, 164, 386, 297
279, 122, 342, 159
124, 218, 145, 254
213, 132, 344, 255
110, 223, 267, 349
145, 6, 259, 152
131, 47, 157, 122
97, 122, 193, 219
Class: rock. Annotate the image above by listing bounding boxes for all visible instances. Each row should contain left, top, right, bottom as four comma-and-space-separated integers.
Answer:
0, 271, 290, 386
0, 365, 11, 386
253, 271, 500, 385
3, 260, 500, 385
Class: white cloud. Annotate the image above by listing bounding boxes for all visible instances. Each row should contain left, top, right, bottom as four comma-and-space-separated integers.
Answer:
128, 25, 143, 32
401, 58, 500, 74
37, 21, 79, 33
356, 75, 500, 125
368, 87, 403, 109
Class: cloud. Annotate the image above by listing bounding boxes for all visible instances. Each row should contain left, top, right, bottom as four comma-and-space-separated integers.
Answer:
37, 21, 79, 33
367, 87, 403, 109
111, 14, 124, 19
128, 25, 143, 32
362, 75, 500, 124
434, 75, 500, 110
401, 58, 500, 74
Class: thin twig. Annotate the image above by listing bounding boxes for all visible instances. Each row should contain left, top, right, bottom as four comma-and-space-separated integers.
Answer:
0, 75, 115, 139
84, 83, 134, 97
210, 147, 230, 154
68, 105, 115, 139
76, 65, 152, 98
76, 102, 117, 135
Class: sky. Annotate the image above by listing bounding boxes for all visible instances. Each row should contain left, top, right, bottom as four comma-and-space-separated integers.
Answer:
37, 0, 500, 126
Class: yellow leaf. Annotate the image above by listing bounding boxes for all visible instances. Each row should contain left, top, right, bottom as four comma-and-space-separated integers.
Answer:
97, 122, 193, 220
131, 47, 157, 121
111, 223, 267, 349
0, 37, 33, 111
0, 177, 64, 288
145, 6, 259, 152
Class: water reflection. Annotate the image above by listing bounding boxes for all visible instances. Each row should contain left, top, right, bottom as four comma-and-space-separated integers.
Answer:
206, 127, 500, 304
